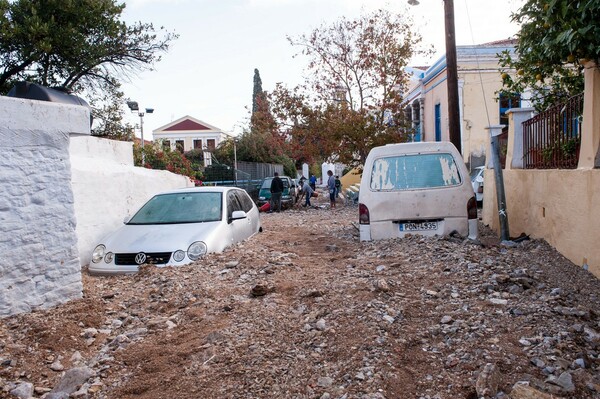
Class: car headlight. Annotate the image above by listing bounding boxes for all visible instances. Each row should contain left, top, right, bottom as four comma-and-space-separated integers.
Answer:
92, 245, 105, 263
173, 250, 186, 262
187, 241, 207, 261
104, 252, 114, 264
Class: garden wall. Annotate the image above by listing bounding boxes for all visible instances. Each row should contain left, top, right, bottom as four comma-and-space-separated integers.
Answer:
0, 97, 88, 317
70, 136, 194, 266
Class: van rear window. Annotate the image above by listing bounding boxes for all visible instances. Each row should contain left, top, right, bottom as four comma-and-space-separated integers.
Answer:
370, 153, 461, 190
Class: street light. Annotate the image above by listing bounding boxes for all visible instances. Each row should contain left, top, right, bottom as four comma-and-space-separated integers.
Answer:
409, 0, 462, 154
127, 101, 154, 164
233, 137, 238, 185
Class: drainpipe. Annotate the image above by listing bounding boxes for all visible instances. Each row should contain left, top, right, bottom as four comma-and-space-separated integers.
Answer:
487, 125, 510, 241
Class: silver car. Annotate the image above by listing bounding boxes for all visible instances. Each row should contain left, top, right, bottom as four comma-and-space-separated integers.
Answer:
89, 187, 262, 275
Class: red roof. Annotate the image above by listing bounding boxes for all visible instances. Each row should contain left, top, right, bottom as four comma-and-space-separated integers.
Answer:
164, 119, 211, 131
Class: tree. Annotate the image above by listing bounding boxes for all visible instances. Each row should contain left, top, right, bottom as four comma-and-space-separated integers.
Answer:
283, 8, 426, 168
498, 0, 599, 110
89, 79, 135, 140
252, 68, 264, 115
0, 0, 177, 95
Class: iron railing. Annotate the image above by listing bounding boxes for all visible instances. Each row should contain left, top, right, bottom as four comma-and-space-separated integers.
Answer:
523, 93, 583, 169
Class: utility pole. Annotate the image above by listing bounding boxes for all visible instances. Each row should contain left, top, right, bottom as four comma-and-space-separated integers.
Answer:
444, 0, 461, 155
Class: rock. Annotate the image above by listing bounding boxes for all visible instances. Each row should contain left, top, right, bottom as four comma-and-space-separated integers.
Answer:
10, 381, 34, 399
315, 319, 327, 331
489, 298, 508, 305
546, 371, 575, 393
440, 315, 453, 324
225, 261, 239, 269
510, 381, 555, 399
373, 279, 390, 292
375, 265, 386, 272
111, 319, 123, 328
49, 360, 64, 371
250, 284, 271, 297
49, 367, 95, 396
475, 363, 501, 397
425, 290, 439, 297
355, 372, 365, 380
317, 376, 333, 387
383, 315, 395, 324
519, 338, 532, 346
325, 244, 339, 252
530, 358, 545, 368
82, 328, 98, 338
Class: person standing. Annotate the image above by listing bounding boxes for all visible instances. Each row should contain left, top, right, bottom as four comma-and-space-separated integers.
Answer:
269, 172, 284, 213
327, 170, 336, 209
302, 179, 314, 207
309, 174, 317, 191
334, 175, 342, 198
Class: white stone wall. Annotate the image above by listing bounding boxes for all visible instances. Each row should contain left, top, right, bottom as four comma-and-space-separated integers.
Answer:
69, 136, 194, 266
0, 97, 90, 317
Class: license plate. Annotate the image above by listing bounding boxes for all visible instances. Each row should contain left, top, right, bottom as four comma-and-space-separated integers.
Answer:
399, 221, 438, 231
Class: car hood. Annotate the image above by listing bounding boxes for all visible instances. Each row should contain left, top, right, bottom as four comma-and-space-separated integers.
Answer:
101, 222, 221, 253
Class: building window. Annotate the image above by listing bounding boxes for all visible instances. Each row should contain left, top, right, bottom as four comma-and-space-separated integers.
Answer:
193, 139, 203, 149
499, 93, 521, 127
206, 139, 216, 151
175, 140, 184, 153
162, 140, 171, 151
435, 104, 441, 142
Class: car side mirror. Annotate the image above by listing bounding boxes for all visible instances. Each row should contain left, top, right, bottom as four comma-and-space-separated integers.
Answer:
229, 210, 247, 223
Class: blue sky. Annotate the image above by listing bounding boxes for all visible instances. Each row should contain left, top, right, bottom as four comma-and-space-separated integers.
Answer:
120, 0, 525, 137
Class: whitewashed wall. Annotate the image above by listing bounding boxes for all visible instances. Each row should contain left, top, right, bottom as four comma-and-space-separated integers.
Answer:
70, 136, 194, 266
0, 97, 89, 317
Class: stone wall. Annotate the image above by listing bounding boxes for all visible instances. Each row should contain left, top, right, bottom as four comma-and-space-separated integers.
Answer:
70, 136, 194, 266
0, 97, 89, 317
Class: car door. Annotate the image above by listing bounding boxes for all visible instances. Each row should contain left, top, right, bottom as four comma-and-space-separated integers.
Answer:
233, 190, 256, 238
227, 190, 250, 243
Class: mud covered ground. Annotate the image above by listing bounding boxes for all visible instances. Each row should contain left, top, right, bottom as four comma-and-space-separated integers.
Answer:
1, 194, 599, 399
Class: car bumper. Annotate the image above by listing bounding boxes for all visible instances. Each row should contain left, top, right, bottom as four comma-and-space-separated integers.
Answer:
360, 216, 477, 241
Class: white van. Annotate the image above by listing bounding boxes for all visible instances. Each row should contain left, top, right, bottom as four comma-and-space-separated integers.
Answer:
359, 142, 478, 241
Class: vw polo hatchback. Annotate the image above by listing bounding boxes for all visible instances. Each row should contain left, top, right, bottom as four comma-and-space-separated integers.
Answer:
359, 142, 478, 241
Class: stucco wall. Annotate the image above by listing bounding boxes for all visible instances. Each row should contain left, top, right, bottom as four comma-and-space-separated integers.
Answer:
482, 169, 600, 278
70, 136, 194, 266
0, 97, 89, 317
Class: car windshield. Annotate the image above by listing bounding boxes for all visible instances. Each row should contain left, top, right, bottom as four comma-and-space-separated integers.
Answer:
128, 192, 222, 225
470, 167, 483, 180
370, 153, 462, 190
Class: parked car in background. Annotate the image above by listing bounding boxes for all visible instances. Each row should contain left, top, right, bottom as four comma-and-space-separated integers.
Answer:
470, 166, 485, 204
256, 176, 297, 209
359, 142, 478, 242
89, 187, 262, 275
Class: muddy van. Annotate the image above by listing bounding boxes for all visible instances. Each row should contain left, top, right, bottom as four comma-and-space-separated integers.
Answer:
359, 142, 478, 241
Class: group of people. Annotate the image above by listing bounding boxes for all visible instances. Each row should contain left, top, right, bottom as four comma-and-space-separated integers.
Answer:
294, 172, 342, 209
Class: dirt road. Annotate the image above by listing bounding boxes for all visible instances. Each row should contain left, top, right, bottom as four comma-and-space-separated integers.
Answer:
1, 197, 599, 398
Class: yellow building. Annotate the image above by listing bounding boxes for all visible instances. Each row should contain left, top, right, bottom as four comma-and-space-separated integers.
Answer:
404, 39, 523, 168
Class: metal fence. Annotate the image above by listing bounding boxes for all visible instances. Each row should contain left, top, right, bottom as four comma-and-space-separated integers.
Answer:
523, 93, 583, 169
202, 161, 284, 201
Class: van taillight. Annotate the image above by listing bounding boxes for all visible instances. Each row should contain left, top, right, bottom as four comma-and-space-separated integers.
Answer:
467, 196, 478, 219
359, 203, 370, 224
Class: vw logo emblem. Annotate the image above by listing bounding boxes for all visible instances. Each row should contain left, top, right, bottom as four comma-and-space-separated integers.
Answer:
135, 252, 147, 265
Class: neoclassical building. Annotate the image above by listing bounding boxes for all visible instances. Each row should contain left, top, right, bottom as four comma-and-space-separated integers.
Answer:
404, 39, 526, 167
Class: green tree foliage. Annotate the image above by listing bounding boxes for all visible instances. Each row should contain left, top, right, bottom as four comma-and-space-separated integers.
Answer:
498, 0, 598, 110
252, 68, 265, 115
0, 0, 177, 94
0, 0, 177, 141
133, 144, 195, 181
89, 80, 135, 140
